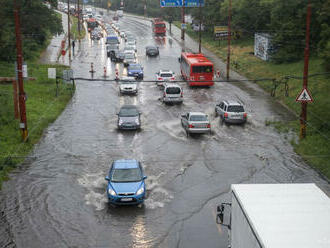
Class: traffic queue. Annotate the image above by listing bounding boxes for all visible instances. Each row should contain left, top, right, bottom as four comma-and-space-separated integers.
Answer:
83, 9, 248, 206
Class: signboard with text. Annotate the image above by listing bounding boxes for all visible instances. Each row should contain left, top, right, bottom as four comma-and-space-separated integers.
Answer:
160, 0, 204, 7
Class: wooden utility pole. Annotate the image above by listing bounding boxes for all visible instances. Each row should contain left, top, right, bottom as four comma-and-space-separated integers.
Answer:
226, 0, 232, 80
181, 0, 185, 40
198, 0, 202, 53
78, 0, 81, 39
300, 0, 312, 139
67, 0, 72, 63
14, 1, 28, 141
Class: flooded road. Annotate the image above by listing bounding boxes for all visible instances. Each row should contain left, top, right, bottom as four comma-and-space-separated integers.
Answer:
1, 12, 329, 248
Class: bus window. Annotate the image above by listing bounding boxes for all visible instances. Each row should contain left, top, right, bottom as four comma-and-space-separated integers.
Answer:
192, 66, 213, 73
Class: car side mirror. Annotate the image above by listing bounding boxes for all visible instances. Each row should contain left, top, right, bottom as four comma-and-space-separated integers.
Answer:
178, 58, 181, 62
181, 114, 186, 118
143, 176, 147, 180
105, 176, 110, 181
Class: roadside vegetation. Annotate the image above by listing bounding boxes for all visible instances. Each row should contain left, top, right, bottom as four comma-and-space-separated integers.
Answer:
71, 16, 86, 40
102, 0, 330, 179
0, 1, 73, 189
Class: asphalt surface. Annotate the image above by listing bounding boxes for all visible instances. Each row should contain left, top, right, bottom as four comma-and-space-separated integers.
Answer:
1, 11, 329, 248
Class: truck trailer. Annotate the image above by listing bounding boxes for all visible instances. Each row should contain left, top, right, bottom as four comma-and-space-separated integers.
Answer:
217, 184, 330, 248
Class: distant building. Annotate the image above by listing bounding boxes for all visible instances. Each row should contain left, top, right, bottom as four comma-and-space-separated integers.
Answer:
254, 33, 274, 61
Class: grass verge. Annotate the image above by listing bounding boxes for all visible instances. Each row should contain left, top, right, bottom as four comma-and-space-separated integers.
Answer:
175, 22, 330, 180
71, 16, 86, 40
0, 62, 74, 189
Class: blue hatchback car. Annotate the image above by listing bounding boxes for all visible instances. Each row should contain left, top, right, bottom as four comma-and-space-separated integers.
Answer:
105, 159, 147, 205
127, 64, 144, 79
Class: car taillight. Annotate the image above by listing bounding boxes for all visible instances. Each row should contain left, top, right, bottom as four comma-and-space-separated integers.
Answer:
188, 124, 194, 128
171, 77, 175, 80
163, 92, 166, 97
180, 91, 183, 97
243, 113, 247, 118
207, 124, 211, 128
224, 112, 228, 118
158, 77, 163, 80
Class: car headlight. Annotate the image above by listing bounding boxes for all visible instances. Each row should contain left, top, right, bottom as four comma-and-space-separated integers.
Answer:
135, 119, 140, 124
136, 186, 144, 195
108, 188, 117, 196
119, 119, 123, 125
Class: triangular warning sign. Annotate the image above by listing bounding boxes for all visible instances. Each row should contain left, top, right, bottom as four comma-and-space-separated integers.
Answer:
296, 88, 313, 102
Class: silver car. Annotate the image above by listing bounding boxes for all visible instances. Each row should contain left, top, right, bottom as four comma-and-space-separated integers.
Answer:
119, 76, 138, 95
215, 100, 247, 124
117, 105, 141, 130
181, 112, 211, 136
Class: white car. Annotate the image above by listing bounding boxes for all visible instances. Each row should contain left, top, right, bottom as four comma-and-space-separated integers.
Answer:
155, 70, 176, 86
163, 83, 183, 104
119, 76, 138, 94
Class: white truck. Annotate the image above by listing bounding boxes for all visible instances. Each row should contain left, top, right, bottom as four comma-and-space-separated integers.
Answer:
216, 184, 330, 248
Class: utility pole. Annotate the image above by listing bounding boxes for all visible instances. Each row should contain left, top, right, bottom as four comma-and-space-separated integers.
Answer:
144, 0, 147, 19
78, 0, 81, 40
181, 0, 185, 40
300, 0, 311, 139
198, 0, 202, 53
226, 0, 232, 80
67, 0, 72, 63
14, 0, 28, 141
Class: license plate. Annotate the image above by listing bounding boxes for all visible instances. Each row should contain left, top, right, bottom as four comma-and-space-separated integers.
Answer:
121, 198, 133, 202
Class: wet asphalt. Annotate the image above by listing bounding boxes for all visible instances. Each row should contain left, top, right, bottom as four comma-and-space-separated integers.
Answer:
1, 11, 329, 248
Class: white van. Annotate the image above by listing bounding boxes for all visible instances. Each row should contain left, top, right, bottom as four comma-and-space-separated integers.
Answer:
163, 83, 183, 104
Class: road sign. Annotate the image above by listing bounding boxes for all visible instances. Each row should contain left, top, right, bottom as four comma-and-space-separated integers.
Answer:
181, 23, 187, 29
296, 88, 313, 102
160, 0, 204, 7
48, 68, 56, 79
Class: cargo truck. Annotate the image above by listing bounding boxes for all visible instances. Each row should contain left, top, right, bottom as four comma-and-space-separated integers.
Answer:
216, 184, 330, 248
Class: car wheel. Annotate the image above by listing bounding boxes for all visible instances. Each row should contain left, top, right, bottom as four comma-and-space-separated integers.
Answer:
186, 130, 189, 137
220, 117, 224, 125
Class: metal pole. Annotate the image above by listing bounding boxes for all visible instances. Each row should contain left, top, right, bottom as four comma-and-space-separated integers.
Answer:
68, 0, 72, 63
226, 0, 231, 80
300, 0, 311, 139
144, 0, 147, 19
181, 0, 185, 40
14, 1, 28, 141
198, 0, 202, 53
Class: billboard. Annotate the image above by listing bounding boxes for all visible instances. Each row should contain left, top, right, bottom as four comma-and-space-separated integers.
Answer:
213, 26, 240, 40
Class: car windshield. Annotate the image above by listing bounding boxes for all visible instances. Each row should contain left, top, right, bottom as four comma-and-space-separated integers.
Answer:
160, 73, 173, 77
129, 65, 141, 70
125, 54, 135, 59
121, 80, 136, 84
111, 168, 141, 182
119, 107, 139, 116
227, 105, 244, 112
166, 87, 180, 94
190, 115, 207, 121
192, 65, 213, 73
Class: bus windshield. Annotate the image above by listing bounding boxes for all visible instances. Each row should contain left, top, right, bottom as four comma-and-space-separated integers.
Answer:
155, 24, 165, 28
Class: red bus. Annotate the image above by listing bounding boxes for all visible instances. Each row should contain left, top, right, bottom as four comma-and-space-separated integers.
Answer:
151, 18, 166, 36
87, 18, 98, 32
179, 52, 214, 86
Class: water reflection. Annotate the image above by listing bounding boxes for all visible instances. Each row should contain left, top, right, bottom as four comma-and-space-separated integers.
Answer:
131, 215, 152, 248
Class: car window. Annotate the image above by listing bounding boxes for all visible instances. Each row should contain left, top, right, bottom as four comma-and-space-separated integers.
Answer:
227, 105, 244, 112
111, 168, 142, 182
190, 115, 207, 121
166, 87, 181, 94
129, 65, 141, 70
219, 102, 224, 109
119, 107, 139, 117
160, 73, 173, 77
125, 54, 135, 59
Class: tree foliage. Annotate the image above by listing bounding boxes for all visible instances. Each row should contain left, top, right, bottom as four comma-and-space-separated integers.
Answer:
0, 0, 62, 62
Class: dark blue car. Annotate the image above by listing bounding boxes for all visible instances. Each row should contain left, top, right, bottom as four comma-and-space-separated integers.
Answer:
127, 64, 144, 79
105, 159, 147, 205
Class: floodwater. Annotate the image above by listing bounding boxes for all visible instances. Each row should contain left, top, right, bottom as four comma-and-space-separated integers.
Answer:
1, 11, 329, 248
